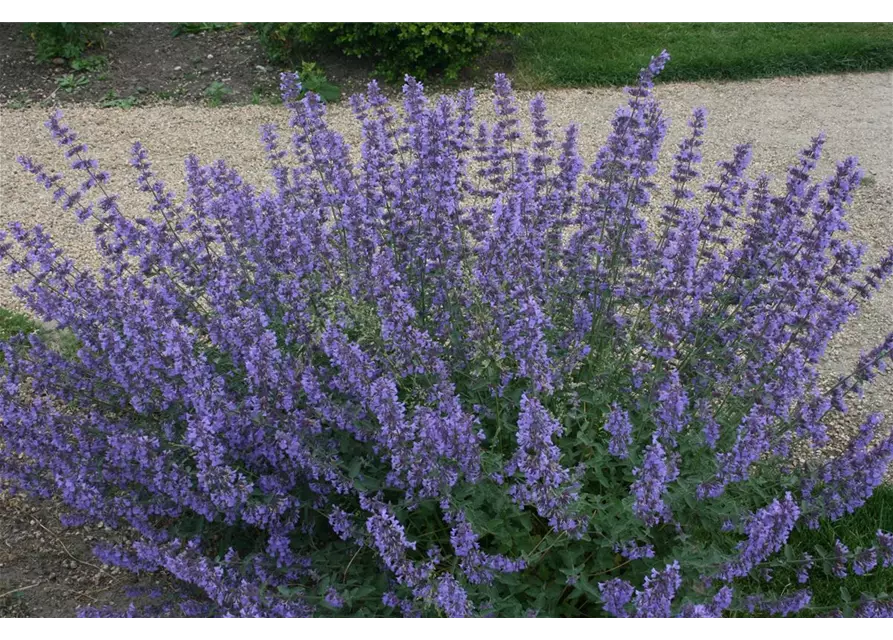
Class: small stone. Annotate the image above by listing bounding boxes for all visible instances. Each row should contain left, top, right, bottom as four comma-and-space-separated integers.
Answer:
173, 66, 182, 71
255, 65, 267, 72
207, 54, 214, 60
51, 57, 65, 65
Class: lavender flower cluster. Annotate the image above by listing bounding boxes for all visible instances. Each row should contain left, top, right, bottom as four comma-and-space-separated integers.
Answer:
2, 51, 893, 617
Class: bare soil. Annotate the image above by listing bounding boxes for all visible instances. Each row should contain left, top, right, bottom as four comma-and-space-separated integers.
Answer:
0, 491, 177, 617
0, 22, 380, 108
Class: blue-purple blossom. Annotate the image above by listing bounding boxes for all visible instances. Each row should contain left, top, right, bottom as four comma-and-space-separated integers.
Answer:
654, 370, 689, 444
832, 540, 849, 578
506, 394, 585, 536
802, 414, 893, 526
604, 403, 634, 458
878, 531, 893, 568
615, 539, 656, 560
634, 561, 682, 617
328, 507, 354, 541
720, 493, 799, 581
446, 509, 525, 584
855, 600, 893, 618
679, 586, 733, 618
432, 574, 473, 617
853, 548, 878, 576
745, 590, 812, 617
631, 441, 678, 527
324, 587, 344, 609
797, 553, 814, 584
599, 578, 635, 618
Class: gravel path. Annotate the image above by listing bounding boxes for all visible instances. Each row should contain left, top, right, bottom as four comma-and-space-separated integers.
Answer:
1, 70, 892, 454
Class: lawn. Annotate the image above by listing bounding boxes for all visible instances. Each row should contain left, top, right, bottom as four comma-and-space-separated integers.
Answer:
511, 23, 893, 88
0, 307, 78, 360
0, 307, 40, 343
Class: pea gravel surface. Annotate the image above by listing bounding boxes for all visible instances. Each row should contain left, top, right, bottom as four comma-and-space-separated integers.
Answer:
1, 70, 891, 458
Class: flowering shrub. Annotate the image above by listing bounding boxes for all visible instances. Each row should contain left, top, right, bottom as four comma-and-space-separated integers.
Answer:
255, 22, 518, 81
3, 51, 893, 617
22, 22, 109, 62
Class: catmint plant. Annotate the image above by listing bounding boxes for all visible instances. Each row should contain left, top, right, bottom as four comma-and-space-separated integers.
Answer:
2, 51, 893, 617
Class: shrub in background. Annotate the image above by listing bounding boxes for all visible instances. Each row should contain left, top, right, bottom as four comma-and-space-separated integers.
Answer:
255, 22, 519, 81
292, 61, 341, 103
171, 23, 235, 37
3, 53, 893, 617
22, 23, 109, 62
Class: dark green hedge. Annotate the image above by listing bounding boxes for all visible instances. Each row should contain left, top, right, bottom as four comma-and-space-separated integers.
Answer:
255, 22, 519, 81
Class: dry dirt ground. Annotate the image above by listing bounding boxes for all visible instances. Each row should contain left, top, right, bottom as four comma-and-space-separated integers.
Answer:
0, 22, 380, 108
0, 70, 891, 616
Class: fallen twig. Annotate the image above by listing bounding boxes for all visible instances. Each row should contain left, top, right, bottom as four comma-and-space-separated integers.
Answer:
30, 514, 104, 572
0, 582, 41, 599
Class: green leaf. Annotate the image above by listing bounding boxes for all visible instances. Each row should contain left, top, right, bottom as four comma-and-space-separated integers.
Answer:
315, 83, 341, 103
350, 584, 376, 599
576, 577, 602, 600
783, 544, 795, 562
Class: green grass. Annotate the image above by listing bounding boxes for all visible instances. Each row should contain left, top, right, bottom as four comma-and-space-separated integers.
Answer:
0, 307, 79, 359
0, 308, 41, 343
512, 23, 893, 88
734, 485, 893, 616
0, 308, 41, 362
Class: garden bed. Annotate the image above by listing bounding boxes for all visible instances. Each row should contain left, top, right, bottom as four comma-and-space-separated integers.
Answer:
0, 22, 377, 108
